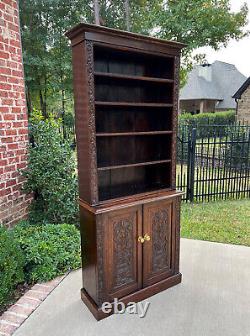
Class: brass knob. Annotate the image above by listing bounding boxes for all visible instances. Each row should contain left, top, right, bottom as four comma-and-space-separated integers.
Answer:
144, 233, 151, 241
138, 234, 151, 243
138, 236, 145, 243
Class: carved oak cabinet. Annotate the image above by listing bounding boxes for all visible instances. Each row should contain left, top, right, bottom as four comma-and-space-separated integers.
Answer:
66, 23, 185, 320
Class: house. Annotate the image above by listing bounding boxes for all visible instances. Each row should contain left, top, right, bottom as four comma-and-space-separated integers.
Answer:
233, 77, 250, 123
180, 61, 247, 114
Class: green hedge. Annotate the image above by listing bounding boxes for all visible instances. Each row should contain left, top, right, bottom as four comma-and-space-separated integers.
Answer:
14, 222, 81, 283
22, 110, 78, 224
179, 111, 236, 138
225, 127, 250, 169
0, 226, 25, 308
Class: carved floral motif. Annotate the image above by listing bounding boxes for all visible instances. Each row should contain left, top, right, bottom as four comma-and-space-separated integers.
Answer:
113, 216, 135, 288
96, 215, 106, 306
85, 40, 98, 204
152, 208, 169, 273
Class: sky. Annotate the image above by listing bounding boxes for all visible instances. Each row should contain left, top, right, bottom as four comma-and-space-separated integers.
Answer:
194, 0, 250, 77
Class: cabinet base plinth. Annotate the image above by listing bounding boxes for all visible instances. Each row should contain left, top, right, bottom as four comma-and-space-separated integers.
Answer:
81, 272, 182, 321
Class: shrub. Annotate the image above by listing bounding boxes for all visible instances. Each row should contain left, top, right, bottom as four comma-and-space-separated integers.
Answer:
224, 127, 250, 169
0, 226, 25, 307
22, 110, 78, 224
14, 222, 81, 283
179, 111, 236, 138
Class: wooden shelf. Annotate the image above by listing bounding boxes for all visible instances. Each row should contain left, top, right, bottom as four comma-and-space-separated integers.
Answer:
94, 72, 174, 83
95, 101, 173, 107
98, 159, 171, 171
96, 131, 173, 137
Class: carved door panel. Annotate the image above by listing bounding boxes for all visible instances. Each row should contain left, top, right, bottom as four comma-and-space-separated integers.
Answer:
103, 205, 142, 301
142, 200, 174, 287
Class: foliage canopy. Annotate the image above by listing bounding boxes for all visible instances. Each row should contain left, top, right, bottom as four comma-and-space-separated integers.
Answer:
20, 1, 248, 115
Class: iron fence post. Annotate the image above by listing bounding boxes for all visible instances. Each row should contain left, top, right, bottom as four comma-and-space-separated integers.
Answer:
187, 128, 197, 202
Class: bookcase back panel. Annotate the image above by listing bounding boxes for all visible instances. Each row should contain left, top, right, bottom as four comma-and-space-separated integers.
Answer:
95, 77, 173, 103
98, 162, 171, 201
94, 46, 174, 79
97, 135, 172, 167
96, 106, 173, 133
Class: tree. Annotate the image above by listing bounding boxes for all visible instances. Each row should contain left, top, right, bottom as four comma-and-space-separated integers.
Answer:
19, 0, 92, 117
20, 0, 248, 117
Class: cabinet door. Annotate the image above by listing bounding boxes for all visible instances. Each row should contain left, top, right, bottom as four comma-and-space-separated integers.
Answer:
102, 205, 142, 301
142, 199, 174, 287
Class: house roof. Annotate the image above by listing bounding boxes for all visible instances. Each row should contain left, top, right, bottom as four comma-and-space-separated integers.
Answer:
180, 61, 247, 109
232, 77, 250, 99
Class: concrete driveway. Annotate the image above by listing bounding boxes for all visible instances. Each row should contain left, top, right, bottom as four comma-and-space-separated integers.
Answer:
13, 239, 250, 336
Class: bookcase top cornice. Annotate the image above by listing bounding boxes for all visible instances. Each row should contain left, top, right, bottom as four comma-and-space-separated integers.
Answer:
66, 23, 186, 52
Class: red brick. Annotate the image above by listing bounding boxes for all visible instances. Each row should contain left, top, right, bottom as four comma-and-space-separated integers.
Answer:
6, 179, 16, 187
16, 296, 40, 308
4, 0, 14, 6
0, 106, 10, 113
8, 304, 33, 316
26, 290, 47, 301
12, 121, 23, 128
7, 143, 18, 150
7, 76, 20, 84
0, 321, 18, 334
1, 311, 27, 325
32, 284, 53, 294
0, 74, 7, 82
0, 89, 8, 96
7, 60, 18, 69
4, 13, 14, 23
0, 50, 9, 59
0, 82, 11, 90
5, 128, 17, 135
11, 69, 22, 77
1, 136, 14, 143
1, 98, 13, 105
0, 66, 11, 75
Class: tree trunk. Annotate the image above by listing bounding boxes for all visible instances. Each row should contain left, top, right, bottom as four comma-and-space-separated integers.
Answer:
94, 0, 100, 25
26, 86, 32, 116
124, 0, 130, 31
61, 88, 66, 139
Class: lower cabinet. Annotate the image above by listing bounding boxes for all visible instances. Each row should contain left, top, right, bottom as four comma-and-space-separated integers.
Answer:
97, 197, 179, 302
80, 193, 182, 319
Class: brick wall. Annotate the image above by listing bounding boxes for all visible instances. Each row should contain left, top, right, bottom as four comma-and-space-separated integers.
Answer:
237, 85, 250, 123
0, 0, 31, 227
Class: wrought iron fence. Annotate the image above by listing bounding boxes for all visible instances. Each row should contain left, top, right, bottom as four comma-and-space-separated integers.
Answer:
177, 123, 250, 202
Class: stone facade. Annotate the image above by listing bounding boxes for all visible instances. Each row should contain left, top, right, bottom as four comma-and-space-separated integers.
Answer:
0, 0, 31, 227
237, 85, 250, 123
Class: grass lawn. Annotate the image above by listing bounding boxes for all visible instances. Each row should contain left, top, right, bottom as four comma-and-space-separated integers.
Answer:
181, 199, 250, 246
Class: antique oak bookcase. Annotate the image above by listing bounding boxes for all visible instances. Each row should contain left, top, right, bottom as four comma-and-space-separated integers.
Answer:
66, 23, 185, 320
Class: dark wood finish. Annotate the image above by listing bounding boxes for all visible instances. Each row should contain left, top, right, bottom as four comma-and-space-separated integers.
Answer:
143, 199, 174, 287
97, 159, 171, 171
67, 23, 185, 320
81, 272, 182, 321
96, 131, 173, 136
95, 101, 173, 107
102, 206, 142, 300
94, 72, 174, 83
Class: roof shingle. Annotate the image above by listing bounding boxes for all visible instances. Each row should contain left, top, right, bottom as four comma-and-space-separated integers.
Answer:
180, 61, 247, 109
